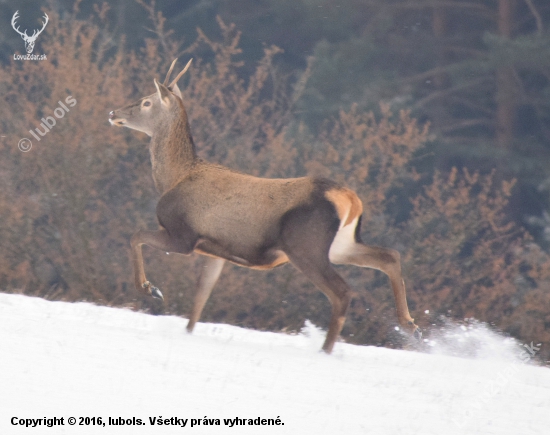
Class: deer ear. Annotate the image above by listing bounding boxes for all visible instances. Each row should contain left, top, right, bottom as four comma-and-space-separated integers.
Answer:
171, 83, 182, 100
154, 78, 171, 107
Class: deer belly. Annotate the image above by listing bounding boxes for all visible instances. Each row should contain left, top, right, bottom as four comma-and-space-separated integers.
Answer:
194, 238, 288, 269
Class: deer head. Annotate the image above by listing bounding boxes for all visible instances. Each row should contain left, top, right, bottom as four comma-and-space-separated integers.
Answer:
11, 11, 49, 54
108, 59, 192, 136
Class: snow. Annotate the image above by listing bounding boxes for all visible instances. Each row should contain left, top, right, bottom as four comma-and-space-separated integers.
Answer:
1, 292, 549, 435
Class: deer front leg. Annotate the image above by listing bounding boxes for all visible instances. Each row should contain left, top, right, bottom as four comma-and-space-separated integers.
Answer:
130, 229, 182, 301
187, 256, 225, 332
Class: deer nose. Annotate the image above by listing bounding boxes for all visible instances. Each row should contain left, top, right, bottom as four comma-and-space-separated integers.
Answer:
109, 111, 115, 119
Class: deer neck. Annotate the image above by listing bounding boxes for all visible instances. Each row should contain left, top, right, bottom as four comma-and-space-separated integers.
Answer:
150, 109, 197, 194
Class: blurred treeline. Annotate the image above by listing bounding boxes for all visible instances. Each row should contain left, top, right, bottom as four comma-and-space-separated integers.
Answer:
0, 0, 549, 361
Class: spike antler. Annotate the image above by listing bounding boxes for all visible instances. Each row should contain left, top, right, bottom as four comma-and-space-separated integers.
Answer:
163, 58, 179, 86
169, 59, 193, 89
11, 11, 49, 54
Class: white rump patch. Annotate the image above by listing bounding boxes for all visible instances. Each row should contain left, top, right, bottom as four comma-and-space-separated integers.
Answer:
328, 217, 359, 264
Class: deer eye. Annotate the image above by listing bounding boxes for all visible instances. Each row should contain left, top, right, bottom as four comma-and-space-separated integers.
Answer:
143, 100, 151, 107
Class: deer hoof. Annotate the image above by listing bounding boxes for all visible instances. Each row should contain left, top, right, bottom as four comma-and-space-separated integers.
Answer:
150, 286, 164, 301
142, 281, 164, 301
405, 320, 422, 340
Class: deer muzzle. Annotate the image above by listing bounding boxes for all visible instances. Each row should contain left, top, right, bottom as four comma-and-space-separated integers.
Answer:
108, 110, 126, 127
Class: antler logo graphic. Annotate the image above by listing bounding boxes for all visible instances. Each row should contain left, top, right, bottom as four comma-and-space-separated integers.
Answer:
11, 11, 49, 54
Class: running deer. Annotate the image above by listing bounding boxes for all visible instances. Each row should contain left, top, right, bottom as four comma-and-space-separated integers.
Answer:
108, 59, 421, 353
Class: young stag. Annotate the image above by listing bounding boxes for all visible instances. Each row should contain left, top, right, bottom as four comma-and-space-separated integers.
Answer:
108, 59, 421, 353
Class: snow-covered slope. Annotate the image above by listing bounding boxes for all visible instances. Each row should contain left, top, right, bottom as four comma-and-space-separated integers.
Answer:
1, 293, 549, 435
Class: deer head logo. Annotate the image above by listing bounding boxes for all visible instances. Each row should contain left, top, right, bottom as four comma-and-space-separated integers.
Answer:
11, 11, 49, 54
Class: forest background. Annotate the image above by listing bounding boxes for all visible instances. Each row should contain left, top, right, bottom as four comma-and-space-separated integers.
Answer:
1, 0, 549, 362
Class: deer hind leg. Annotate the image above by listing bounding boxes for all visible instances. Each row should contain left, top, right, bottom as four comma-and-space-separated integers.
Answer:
130, 228, 195, 300
281, 204, 352, 353
329, 218, 421, 339
287, 252, 352, 354
186, 256, 225, 333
